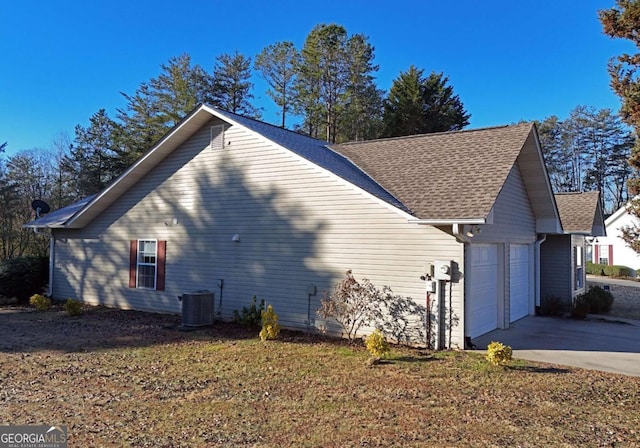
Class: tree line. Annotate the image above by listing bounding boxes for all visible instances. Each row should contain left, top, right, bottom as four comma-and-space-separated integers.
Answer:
2, 18, 638, 260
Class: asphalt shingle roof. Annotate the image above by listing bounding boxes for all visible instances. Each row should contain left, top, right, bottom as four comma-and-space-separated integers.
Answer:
554, 191, 601, 234
330, 123, 534, 220
26, 106, 540, 229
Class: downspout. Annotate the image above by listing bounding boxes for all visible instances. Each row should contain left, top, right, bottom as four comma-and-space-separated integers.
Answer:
48, 234, 55, 297
452, 223, 470, 349
534, 234, 547, 308
452, 223, 472, 243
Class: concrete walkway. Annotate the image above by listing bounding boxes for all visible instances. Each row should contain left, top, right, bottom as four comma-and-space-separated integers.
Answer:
472, 315, 640, 377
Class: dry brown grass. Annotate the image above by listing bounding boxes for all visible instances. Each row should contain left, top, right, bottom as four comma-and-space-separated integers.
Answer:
1, 305, 639, 447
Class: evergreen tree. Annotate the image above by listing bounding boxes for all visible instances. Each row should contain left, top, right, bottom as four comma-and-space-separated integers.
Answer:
600, 1, 640, 252
382, 65, 470, 137
117, 54, 214, 168
63, 109, 121, 198
212, 51, 260, 117
295, 24, 381, 143
255, 41, 300, 128
338, 33, 384, 142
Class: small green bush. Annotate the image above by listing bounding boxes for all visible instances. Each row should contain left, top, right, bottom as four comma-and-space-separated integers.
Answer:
259, 304, 280, 341
29, 294, 51, 311
64, 298, 83, 316
486, 341, 512, 366
233, 296, 265, 328
571, 296, 590, 319
586, 261, 634, 278
580, 285, 614, 314
365, 329, 390, 359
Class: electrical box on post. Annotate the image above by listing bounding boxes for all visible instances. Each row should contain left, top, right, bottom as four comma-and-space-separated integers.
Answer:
434, 260, 452, 281
425, 281, 436, 293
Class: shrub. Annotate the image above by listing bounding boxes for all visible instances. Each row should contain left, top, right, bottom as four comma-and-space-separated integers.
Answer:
365, 329, 390, 359
0, 257, 48, 303
586, 261, 635, 278
259, 305, 280, 341
317, 270, 384, 341
233, 296, 265, 328
580, 285, 614, 314
29, 294, 51, 311
64, 298, 83, 316
571, 296, 590, 319
317, 270, 426, 345
486, 341, 512, 366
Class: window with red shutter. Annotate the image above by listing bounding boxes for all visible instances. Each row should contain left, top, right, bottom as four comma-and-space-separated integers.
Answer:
129, 240, 166, 290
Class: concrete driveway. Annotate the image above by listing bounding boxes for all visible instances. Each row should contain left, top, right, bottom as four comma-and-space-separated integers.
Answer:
472, 316, 640, 377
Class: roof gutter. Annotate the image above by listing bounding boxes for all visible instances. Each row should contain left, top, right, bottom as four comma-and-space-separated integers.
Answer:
408, 218, 486, 225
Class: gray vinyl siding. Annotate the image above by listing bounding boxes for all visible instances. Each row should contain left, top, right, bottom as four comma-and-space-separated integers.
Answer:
468, 163, 537, 328
52, 119, 465, 347
540, 235, 572, 306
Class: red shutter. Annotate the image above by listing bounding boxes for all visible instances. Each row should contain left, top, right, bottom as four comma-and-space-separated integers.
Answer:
609, 245, 614, 266
129, 240, 137, 288
594, 245, 599, 264
156, 240, 166, 291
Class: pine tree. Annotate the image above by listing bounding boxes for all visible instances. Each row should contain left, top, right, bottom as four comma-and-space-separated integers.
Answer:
211, 51, 260, 117
294, 24, 381, 143
255, 41, 300, 128
382, 65, 470, 137
338, 33, 383, 142
63, 109, 121, 198
117, 54, 215, 169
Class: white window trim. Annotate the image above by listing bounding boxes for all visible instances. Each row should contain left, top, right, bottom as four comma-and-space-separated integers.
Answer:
598, 244, 609, 265
136, 239, 158, 290
575, 245, 584, 291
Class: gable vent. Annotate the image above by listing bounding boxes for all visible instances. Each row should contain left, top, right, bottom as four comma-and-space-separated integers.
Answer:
210, 125, 224, 149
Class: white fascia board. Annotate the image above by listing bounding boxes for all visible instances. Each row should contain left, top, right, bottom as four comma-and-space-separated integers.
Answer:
605, 202, 632, 226
408, 218, 486, 225
205, 106, 418, 222
530, 128, 563, 228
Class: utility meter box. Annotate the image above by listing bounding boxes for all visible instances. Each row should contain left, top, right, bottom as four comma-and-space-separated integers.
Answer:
434, 260, 452, 281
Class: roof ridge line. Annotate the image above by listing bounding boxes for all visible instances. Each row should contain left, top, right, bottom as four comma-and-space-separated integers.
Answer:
334, 123, 531, 147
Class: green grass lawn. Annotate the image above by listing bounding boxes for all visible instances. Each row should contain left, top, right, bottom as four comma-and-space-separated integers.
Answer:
1, 306, 639, 447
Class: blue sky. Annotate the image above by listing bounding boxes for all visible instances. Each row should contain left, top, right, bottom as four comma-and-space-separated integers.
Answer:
0, 0, 633, 155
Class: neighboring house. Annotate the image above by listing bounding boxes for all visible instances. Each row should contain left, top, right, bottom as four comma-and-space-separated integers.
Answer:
540, 192, 605, 307
589, 201, 640, 270
24, 104, 561, 349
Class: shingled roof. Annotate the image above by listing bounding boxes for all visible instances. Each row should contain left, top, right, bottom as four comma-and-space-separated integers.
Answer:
25, 106, 560, 231
330, 123, 537, 221
554, 191, 605, 235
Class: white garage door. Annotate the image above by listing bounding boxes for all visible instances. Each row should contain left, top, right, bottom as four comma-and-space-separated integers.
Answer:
509, 244, 530, 322
466, 244, 499, 338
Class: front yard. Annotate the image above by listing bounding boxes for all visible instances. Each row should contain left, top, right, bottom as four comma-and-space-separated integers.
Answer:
1, 305, 639, 447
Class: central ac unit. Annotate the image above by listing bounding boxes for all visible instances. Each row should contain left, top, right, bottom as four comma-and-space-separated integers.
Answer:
179, 290, 214, 327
